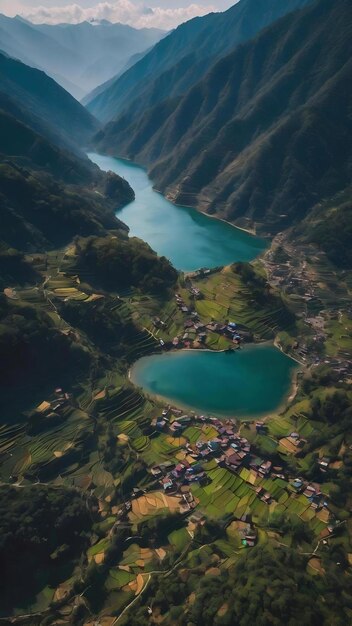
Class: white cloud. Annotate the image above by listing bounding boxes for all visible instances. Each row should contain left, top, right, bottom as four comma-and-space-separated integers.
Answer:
15, 1, 218, 29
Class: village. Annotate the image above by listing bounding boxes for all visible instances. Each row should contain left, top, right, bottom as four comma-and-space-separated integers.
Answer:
84, 402, 335, 550
16, 381, 336, 554
153, 285, 253, 350
150, 408, 330, 506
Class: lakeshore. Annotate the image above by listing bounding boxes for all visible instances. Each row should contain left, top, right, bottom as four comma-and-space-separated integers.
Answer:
130, 346, 297, 418
87, 152, 266, 271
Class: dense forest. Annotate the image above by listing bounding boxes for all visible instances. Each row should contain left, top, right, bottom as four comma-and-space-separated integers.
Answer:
0, 486, 93, 612
74, 235, 178, 294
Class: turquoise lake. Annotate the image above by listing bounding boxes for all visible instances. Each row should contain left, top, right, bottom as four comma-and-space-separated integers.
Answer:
131, 347, 297, 418
88, 152, 266, 271
89, 152, 294, 417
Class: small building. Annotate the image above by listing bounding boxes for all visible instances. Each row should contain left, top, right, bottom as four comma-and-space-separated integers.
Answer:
169, 421, 185, 435
150, 466, 162, 478
161, 477, 174, 491
291, 478, 304, 492
208, 439, 221, 453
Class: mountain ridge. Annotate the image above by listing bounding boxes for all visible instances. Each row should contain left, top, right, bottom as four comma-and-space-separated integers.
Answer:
86, 0, 311, 122
0, 14, 165, 98
94, 0, 352, 235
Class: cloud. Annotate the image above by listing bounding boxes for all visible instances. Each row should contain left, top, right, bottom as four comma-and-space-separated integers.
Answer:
17, 1, 217, 29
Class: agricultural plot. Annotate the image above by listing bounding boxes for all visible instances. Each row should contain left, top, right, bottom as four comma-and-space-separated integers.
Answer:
105, 568, 135, 591
191, 468, 256, 518
129, 491, 183, 523
141, 434, 182, 465
324, 313, 352, 357
193, 268, 294, 339
168, 527, 192, 551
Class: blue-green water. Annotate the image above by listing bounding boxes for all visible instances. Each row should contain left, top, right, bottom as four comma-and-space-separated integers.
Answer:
88, 152, 266, 271
89, 152, 292, 417
131, 347, 297, 417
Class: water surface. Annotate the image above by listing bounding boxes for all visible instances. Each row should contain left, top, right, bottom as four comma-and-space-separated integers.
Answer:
131, 347, 297, 417
88, 152, 266, 271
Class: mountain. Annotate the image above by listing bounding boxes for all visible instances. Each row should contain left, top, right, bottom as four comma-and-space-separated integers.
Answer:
0, 51, 97, 153
0, 15, 165, 98
81, 46, 156, 107
85, 0, 311, 123
94, 0, 352, 235
0, 51, 134, 254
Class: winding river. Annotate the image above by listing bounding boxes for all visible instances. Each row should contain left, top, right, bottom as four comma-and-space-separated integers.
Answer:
88, 153, 266, 272
89, 152, 296, 417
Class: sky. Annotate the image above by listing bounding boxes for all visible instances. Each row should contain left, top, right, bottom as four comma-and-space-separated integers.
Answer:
0, 0, 236, 29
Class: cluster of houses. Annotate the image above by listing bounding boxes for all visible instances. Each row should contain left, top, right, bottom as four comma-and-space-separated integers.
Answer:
152, 410, 278, 507
289, 478, 330, 515
151, 407, 333, 520
170, 292, 252, 349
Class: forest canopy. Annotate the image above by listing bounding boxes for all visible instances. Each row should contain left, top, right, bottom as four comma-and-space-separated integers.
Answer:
75, 235, 178, 294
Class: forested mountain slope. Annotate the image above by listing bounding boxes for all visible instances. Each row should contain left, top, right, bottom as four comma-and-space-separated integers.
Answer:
0, 52, 134, 253
95, 0, 352, 234
0, 51, 98, 153
86, 0, 310, 122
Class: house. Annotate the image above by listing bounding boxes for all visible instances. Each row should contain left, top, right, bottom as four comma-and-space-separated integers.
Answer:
187, 463, 203, 475
318, 457, 330, 471
303, 484, 316, 498
169, 421, 185, 435
156, 419, 167, 432
208, 440, 221, 453
161, 477, 174, 491
258, 460, 272, 476
291, 478, 304, 492
178, 415, 192, 425
198, 474, 209, 487
245, 528, 257, 547
35, 400, 51, 415
225, 448, 242, 468
255, 421, 267, 433
150, 466, 162, 478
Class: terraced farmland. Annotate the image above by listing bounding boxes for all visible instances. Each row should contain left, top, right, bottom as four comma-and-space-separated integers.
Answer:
190, 268, 295, 340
